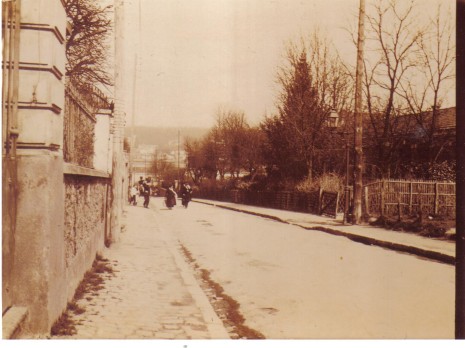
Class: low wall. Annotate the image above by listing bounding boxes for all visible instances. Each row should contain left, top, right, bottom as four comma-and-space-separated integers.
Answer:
64, 174, 109, 303
6, 157, 111, 336
9, 152, 66, 335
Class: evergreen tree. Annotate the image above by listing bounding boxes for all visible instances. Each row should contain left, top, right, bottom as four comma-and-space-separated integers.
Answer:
262, 50, 331, 182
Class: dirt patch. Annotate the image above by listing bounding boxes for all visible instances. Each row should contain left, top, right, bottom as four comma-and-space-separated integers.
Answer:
179, 243, 265, 339
50, 254, 115, 336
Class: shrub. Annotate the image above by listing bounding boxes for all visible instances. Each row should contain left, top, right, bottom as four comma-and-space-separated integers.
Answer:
296, 173, 344, 193
369, 215, 455, 239
400, 160, 455, 181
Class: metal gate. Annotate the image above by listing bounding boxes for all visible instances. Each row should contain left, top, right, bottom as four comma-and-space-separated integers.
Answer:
319, 191, 340, 218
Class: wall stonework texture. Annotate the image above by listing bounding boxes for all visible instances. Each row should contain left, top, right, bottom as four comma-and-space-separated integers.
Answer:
63, 176, 108, 302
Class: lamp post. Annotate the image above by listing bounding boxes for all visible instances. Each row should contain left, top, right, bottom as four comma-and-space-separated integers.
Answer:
343, 132, 350, 224
328, 109, 351, 224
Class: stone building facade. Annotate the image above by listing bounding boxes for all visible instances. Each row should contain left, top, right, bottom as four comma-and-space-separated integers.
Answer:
2, 0, 123, 337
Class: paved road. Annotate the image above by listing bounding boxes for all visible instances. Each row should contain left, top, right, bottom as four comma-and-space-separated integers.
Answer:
53, 201, 228, 339
152, 197, 454, 339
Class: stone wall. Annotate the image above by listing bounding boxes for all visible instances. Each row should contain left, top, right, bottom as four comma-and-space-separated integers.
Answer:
3, 0, 68, 335
64, 175, 109, 301
2, 0, 120, 337
10, 151, 66, 335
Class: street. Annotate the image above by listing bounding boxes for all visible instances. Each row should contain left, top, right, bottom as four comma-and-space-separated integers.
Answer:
150, 197, 454, 339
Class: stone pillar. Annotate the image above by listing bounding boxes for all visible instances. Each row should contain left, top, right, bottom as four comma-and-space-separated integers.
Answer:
9, 0, 67, 335
94, 109, 113, 173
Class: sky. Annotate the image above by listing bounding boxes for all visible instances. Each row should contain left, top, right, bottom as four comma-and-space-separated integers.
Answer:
118, 0, 455, 129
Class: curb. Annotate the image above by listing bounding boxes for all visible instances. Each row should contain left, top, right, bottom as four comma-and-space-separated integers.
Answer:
193, 200, 455, 266
193, 200, 289, 224
151, 206, 230, 339
170, 242, 230, 339
2, 307, 29, 339
298, 225, 455, 265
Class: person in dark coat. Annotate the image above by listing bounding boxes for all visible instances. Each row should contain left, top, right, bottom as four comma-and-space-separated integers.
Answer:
165, 184, 177, 209
180, 183, 192, 208
142, 180, 151, 208
138, 176, 145, 195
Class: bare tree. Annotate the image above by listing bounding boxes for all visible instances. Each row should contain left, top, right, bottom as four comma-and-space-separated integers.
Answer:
211, 108, 251, 179
362, 0, 425, 177
184, 137, 207, 184
151, 155, 178, 185
398, 3, 455, 164
65, 0, 113, 88
241, 127, 266, 181
184, 109, 264, 183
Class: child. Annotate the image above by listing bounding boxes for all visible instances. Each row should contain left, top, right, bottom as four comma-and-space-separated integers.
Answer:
130, 184, 138, 205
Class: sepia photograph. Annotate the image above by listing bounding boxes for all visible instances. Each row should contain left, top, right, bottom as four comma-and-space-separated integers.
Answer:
2, 0, 462, 344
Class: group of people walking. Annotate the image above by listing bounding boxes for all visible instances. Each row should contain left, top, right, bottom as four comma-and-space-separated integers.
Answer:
164, 182, 192, 209
129, 178, 192, 210
129, 177, 151, 208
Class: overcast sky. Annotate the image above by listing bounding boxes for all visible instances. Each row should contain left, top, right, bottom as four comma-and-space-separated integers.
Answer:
119, 0, 455, 129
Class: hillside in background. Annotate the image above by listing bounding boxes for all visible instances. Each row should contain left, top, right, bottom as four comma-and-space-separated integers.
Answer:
125, 127, 209, 151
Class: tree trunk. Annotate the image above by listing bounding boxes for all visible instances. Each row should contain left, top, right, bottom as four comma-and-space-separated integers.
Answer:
307, 156, 313, 182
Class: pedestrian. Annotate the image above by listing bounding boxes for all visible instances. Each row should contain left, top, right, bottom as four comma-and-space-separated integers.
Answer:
165, 184, 177, 209
130, 184, 138, 206
180, 182, 192, 208
142, 180, 151, 208
138, 176, 145, 196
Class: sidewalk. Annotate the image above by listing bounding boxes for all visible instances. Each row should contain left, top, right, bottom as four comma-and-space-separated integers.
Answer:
193, 199, 455, 265
55, 205, 229, 339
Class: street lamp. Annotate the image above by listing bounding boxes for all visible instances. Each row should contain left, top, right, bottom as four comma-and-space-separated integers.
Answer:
327, 109, 351, 224
327, 109, 340, 128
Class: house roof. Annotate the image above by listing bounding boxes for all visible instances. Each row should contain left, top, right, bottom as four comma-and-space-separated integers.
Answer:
332, 107, 456, 141
435, 107, 455, 130
363, 107, 456, 137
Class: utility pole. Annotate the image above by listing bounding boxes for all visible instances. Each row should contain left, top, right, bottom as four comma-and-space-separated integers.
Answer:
177, 129, 180, 187
111, 0, 126, 243
353, 0, 365, 224
130, 54, 137, 185
456, 0, 465, 339
130, 0, 142, 185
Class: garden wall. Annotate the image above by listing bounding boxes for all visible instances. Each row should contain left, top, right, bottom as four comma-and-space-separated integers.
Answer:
63, 173, 110, 301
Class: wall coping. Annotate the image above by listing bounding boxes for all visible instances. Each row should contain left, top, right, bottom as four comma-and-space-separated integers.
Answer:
64, 163, 110, 178
96, 109, 113, 117
2, 306, 29, 339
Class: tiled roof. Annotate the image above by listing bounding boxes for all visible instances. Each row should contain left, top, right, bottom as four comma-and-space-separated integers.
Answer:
435, 107, 456, 130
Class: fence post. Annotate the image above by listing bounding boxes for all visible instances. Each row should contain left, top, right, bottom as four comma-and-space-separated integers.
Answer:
318, 188, 323, 215
434, 182, 439, 215
409, 182, 413, 215
419, 186, 423, 223
364, 186, 369, 216
397, 193, 402, 222
380, 181, 385, 216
